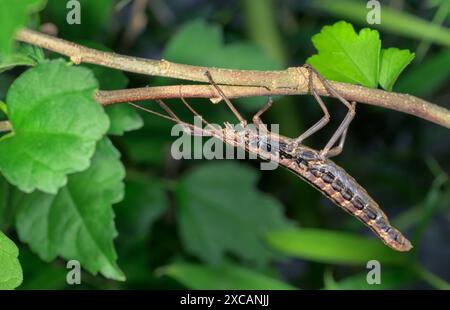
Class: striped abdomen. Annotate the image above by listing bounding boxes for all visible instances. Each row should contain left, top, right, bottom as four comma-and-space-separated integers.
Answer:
281, 146, 412, 252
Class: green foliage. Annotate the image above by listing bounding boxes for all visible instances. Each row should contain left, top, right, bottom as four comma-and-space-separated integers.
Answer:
115, 177, 168, 241
17, 247, 67, 290
160, 261, 295, 290
0, 44, 45, 73
106, 105, 144, 136
379, 48, 415, 91
0, 0, 46, 55
0, 176, 8, 229
0, 60, 109, 194
307, 21, 414, 90
161, 19, 282, 110
266, 228, 408, 265
0, 2, 447, 291
175, 162, 291, 266
164, 19, 282, 71
79, 41, 143, 136
15, 138, 125, 281
0, 231, 23, 289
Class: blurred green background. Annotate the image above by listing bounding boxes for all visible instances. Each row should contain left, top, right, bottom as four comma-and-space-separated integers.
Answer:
2, 0, 450, 289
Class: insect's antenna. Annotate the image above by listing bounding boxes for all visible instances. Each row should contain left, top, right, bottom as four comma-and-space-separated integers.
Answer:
204, 71, 246, 125
303, 64, 356, 158
304, 64, 353, 110
178, 86, 211, 128
155, 100, 181, 122
127, 102, 179, 123
157, 100, 214, 136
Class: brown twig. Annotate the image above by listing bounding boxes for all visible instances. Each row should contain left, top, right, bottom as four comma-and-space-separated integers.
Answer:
15, 28, 450, 129
0, 120, 12, 133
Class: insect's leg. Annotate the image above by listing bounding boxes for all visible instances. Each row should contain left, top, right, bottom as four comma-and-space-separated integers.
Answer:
320, 101, 356, 158
128, 101, 210, 137
293, 68, 330, 144
323, 128, 347, 158
205, 71, 247, 126
128, 102, 181, 123
303, 64, 356, 158
157, 100, 212, 137
252, 96, 273, 132
179, 97, 218, 135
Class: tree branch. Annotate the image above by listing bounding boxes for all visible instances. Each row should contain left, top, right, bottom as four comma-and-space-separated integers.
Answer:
0, 120, 12, 133
16, 28, 450, 129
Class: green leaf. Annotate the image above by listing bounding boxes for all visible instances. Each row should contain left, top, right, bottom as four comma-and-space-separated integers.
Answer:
307, 21, 381, 88
0, 231, 23, 289
266, 228, 409, 265
0, 0, 47, 55
307, 21, 415, 90
175, 162, 291, 266
15, 138, 126, 281
0, 60, 109, 194
160, 262, 295, 290
0, 44, 44, 73
106, 105, 144, 136
379, 48, 415, 91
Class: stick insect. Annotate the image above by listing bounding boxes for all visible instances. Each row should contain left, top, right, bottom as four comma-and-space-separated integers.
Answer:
129, 64, 412, 252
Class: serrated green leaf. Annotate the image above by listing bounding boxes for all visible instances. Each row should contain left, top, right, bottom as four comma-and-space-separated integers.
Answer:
266, 228, 409, 265
175, 162, 291, 266
0, 0, 47, 55
160, 261, 295, 290
0, 60, 109, 194
307, 21, 381, 88
379, 48, 415, 91
0, 231, 23, 289
15, 138, 126, 281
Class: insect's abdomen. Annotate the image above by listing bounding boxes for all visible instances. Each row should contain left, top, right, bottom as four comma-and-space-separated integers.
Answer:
284, 150, 412, 252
